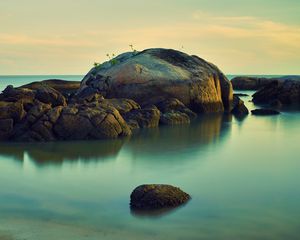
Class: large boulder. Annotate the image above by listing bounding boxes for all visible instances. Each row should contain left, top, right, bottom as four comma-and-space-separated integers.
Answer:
78, 48, 233, 113
130, 184, 191, 210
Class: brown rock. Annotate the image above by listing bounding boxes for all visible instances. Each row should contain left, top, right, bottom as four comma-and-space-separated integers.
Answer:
123, 105, 161, 129
0, 118, 14, 140
130, 184, 191, 210
0, 101, 26, 122
78, 48, 233, 113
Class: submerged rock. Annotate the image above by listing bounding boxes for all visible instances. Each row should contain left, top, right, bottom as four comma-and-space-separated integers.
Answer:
251, 109, 280, 116
130, 184, 191, 210
78, 48, 233, 113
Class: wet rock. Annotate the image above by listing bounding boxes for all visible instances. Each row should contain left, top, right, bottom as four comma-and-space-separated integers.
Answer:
156, 98, 197, 125
160, 112, 191, 125
130, 184, 191, 210
251, 109, 280, 116
252, 80, 300, 106
123, 105, 161, 129
234, 93, 249, 97
231, 95, 249, 116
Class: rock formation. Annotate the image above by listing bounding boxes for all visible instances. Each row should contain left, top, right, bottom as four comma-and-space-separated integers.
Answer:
130, 184, 190, 210
78, 48, 233, 113
0, 48, 240, 142
252, 80, 300, 106
231, 76, 300, 90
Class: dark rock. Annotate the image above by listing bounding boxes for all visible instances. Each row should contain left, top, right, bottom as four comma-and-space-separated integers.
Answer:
78, 48, 233, 113
130, 184, 191, 210
160, 112, 191, 125
53, 103, 131, 140
155, 98, 197, 125
35, 85, 67, 107
234, 93, 249, 97
100, 98, 140, 115
252, 80, 300, 106
71, 87, 103, 103
1, 85, 35, 103
0, 118, 14, 140
231, 95, 249, 116
231, 77, 276, 90
0, 101, 26, 122
123, 105, 161, 129
269, 99, 283, 108
251, 109, 280, 116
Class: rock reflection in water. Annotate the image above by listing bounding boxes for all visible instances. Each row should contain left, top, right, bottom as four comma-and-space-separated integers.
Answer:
126, 114, 231, 160
130, 204, 188, 219
0, 114, 231, 166
0, 138, 127, 166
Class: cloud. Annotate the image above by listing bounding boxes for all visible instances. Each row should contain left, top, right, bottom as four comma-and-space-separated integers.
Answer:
0, 10, 299, 74
0, 34, 97, 47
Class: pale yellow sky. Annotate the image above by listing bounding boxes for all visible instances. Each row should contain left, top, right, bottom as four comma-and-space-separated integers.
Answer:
0, 0, 299, 75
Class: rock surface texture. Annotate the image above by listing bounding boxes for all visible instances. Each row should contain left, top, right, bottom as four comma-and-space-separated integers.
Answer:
79, 48, 233, 113
130, 184, 191, 210
0, 49, 236, 142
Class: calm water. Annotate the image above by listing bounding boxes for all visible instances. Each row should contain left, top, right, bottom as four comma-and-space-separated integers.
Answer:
0, 76, 300, 239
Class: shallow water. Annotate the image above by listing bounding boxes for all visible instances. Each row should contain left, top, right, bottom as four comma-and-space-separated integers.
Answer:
0, 77, 300, 239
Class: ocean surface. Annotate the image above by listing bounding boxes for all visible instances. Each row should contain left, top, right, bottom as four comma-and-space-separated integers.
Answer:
0, 76, 300, 240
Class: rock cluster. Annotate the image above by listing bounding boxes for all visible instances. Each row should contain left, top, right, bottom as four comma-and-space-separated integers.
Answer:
79, 48, 234, 113
231, 76, 300, 90
252, 80, 300, 107
0, 48, 249, 142
0, 82, 201, 141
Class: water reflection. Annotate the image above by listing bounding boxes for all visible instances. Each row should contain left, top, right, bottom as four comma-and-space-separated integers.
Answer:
0, 139, 127, 166
0, 114, 231, 167
125, 114, 231, 161
130, 203, 189, 218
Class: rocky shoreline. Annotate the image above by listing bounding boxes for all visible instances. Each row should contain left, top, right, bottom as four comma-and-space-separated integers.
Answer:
231, 76, 300, 108
0, 48, 248, 142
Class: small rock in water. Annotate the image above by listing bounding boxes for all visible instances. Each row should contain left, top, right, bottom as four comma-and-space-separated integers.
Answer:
234, 93, 249, 97
251, 109, 280, 116
130, 184, 191, 210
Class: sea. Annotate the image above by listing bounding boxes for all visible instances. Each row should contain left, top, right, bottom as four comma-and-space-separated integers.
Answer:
0, 75, 299, 240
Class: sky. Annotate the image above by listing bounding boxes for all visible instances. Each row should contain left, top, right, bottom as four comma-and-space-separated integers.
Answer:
0, 0, 299, 75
